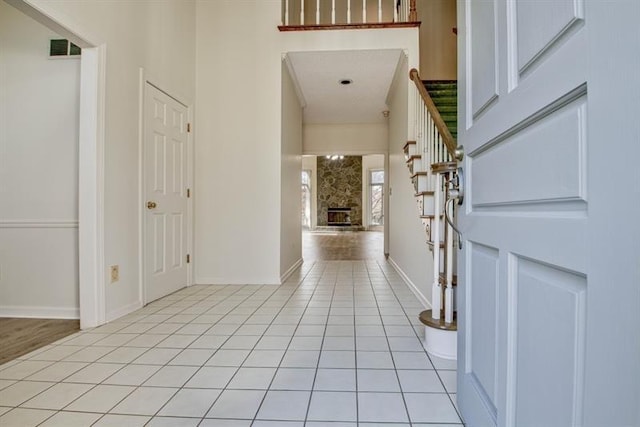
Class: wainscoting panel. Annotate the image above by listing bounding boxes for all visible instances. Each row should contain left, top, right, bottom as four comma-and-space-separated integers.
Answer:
0, 222, 79, 319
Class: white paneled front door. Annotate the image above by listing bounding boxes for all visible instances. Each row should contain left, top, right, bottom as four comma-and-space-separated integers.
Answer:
457, 0, 640, 426
144, 83, 189, 304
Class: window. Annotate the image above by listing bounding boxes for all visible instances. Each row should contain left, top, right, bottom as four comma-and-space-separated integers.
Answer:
301, 170, 311, 228
370, 169, 384, 226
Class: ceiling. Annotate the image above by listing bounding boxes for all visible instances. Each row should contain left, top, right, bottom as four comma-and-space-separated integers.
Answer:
286, 49, 404, 124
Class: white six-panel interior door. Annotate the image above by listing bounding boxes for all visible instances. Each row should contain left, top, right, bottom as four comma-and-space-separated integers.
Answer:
144, 83, 189, 304
457, 0, 640, 426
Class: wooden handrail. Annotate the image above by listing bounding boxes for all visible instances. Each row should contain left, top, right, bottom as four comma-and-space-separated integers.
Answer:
409, 68, 457, 157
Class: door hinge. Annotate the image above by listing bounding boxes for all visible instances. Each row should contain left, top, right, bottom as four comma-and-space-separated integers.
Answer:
186, 254, 191, 264
187, 188, 191, 198
187, 123, 191, 133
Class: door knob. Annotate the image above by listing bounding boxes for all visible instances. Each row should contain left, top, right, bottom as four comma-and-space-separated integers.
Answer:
146, 201, 157, 209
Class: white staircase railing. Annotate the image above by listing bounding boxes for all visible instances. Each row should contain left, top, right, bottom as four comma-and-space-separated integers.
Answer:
407, 68, 458, 327
282, 0, 417, 26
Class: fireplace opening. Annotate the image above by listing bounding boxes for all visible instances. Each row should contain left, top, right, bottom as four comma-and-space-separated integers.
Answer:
327, 207, 351, 226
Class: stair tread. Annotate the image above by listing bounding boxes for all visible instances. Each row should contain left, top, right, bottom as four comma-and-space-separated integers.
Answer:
419, 309, 457, 330
411, 171, 429, 178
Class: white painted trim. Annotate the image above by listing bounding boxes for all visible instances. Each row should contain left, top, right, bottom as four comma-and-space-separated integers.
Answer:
186, 94, 195, 289
0, 220, 78, 229
137, 69, 146, 307
0, 306, 80, 319
388, 256, 430, 308
105, 300, 143, 323
78, 44, 106, 330
281, 258, 303, 283
283, 54, 307, 109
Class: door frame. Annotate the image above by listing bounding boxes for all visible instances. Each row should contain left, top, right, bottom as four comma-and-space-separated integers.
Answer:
138, 73, 194, 305
8, 0, 107, 329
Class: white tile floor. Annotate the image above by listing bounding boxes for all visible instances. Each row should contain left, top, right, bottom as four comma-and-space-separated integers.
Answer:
0, 261, 462, 426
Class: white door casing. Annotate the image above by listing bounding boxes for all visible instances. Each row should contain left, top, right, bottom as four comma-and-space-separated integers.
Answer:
457, 1, 640, 426
143, 83, 189, 304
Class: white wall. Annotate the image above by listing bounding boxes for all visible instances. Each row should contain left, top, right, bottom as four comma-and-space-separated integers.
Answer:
362, 154, 385, 229
0, 3, 80, 318
418, 0, 457, 80
195, 1, 419, 285
303, 123, 388, 155
302, 155, 318, 229
194, 0, 283, 284
387, 54, 432, 307
22, 0, 197, 321
280, 61, 303, 281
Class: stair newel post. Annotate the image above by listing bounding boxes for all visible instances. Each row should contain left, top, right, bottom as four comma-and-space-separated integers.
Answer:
431, 172, 443, 321
378, 0, 383, 23
347, 0, 352, 24
300, 0, 305, 25
316, 0, 320, 24
444, 170, 455, 324
393, 0, 398, 22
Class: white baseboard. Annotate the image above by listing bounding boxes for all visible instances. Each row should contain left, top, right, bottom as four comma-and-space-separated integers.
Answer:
106, 300, 143, 323
387, 257, 430, 309
280, 258, 303, 284
0, 305, 80, 319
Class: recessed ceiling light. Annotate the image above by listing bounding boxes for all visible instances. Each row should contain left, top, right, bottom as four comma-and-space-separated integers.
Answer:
339, 79, 353, 85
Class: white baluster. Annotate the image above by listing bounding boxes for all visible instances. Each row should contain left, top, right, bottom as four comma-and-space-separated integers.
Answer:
347, 0, 352, 23
445, 177, 454, 324
332, 0, 336, 24
378, 0, 382, 22
432, 173, 442, 321
393, 0, 398, 22
285, 0, 290, 25
362, 0, 367, 23
429, 116, 434, 165
316, 0, 320, 24
300, 0, 305, 25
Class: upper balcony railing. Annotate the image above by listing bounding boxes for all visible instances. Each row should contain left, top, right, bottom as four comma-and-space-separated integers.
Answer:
280, 0, 418, 30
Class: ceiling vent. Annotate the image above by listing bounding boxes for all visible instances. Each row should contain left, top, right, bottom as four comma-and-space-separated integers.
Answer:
49, 39, 81, 58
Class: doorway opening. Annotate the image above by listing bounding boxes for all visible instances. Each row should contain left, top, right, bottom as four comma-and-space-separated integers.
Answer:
301, 154, 386, 262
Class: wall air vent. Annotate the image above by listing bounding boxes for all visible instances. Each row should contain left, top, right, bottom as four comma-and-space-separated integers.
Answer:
49, 39, 81, 58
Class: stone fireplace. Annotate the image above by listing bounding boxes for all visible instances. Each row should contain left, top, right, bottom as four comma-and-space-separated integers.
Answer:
327, 207, 351, 226
317, 156, 362, 227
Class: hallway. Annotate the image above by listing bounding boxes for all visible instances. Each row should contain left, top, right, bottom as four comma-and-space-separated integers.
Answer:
303, 230, 386, 261
0, 261, 460, 426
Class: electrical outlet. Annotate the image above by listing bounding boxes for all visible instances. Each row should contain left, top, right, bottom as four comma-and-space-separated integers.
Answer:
110, 265, 119, 283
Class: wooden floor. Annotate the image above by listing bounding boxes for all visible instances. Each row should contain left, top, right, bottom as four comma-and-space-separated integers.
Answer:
0, 318, 80, 365
303, 230, 385, 261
